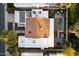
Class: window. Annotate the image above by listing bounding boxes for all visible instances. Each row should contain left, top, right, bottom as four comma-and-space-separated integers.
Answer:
32, 11, 36, 14
8, 22, 13, 30
26, 11, 31, 17
15, 23, 18, 30
58, 18, 62, 30
19, 11, 25, 23
38, 11, 41, 14
15, 23, 25, 30
59, 32, 64, 39
54, 31, 57, 38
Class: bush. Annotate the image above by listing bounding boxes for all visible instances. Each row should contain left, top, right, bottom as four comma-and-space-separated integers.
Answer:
0, 31, 9, 43
63, 47, 76, 56
7, 3, 15, 14
7, 31, 17, 48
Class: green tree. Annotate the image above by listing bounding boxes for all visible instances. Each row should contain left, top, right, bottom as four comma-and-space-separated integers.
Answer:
63, 47, 76, 56
0, 30, 9, 43
68, 4, 77, 27
7, 3, 15, 13
7, 31, 17, 48
68, 4, 79, 54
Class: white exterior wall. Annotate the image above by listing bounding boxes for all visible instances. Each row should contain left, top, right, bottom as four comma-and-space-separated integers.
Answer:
4, 4, 7, 30
48, 18, 54, 47
15, 11, 19, 23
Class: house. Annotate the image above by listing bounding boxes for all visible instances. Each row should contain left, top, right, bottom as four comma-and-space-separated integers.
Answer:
14, 3, 54, 48
4, 3, 67, 53
54, 9, 67, 48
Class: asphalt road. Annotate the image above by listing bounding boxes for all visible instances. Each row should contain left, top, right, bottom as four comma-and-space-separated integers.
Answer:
0, 39, 5, 56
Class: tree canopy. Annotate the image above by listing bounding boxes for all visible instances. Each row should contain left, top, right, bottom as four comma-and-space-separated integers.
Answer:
68, 3, 79, 28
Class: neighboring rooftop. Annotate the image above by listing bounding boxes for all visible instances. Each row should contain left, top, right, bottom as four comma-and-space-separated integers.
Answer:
14, 3, 57, 8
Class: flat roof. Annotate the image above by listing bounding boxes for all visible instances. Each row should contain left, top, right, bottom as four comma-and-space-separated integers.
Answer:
14, 3, 56, 8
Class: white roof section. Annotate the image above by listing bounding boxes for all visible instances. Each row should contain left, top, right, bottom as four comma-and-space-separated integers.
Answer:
14, 3, 56, 8
14, 3, 49, 8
